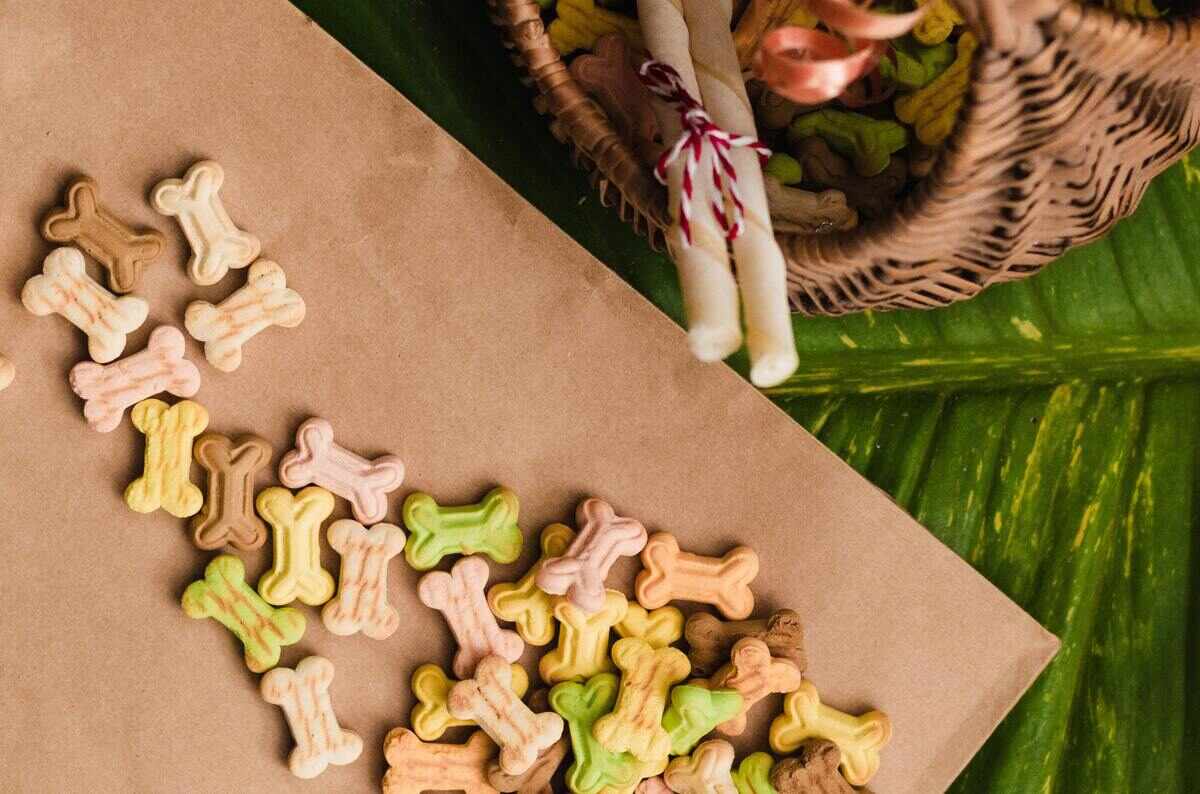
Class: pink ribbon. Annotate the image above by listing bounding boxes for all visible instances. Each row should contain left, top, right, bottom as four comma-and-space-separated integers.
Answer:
638, 60, 771, 247
754, 0, 926, 106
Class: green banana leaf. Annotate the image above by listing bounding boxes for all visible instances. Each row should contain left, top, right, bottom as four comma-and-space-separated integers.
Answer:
294, 2, 1200, 790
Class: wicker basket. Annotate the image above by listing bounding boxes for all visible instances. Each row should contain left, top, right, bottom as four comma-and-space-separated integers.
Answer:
488, 0, 1200, 315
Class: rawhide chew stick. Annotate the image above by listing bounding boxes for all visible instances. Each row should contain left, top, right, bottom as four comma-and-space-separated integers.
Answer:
682, 0, 798, 388
636, 0, 743, 363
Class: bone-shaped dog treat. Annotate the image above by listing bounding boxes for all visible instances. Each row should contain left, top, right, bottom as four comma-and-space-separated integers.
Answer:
769, 741, 854, 794
731, 752, 778, 794
151, 160, 261, 286
449, 656, 565, 776
69, 326, 201, 433
261, 655, 363, 779
419, 555, 526, 679
412, 662, 530, 742
685, 609, 808, 677
191, 433, 271, 550
637, 777, 672, 794
615, 603, 684, 649
486, 734, 568, 794
322, 520, 407, 638
279, 416, 404, 525
636, 533, 759, 620
664, 739, 738, 794
184, 259, 306, 373
593, 637, 690, 763
537, 498, 647, 614
256, 486, 337, 606
382, 728, 500, 794
489, 522, 576, 646
539, 589, 628, 685
705, 637, 804, 737
662, 684, 744, 757
0, 356, 12, 393
569, 34, 660, 166
404, 487, 523, 571
125, 398, 208, 517
768, 681, 892, 786
181, 554, 305, 672
42, 176, 165, 293
550, 673, 645, 794
22, 247, 148, 363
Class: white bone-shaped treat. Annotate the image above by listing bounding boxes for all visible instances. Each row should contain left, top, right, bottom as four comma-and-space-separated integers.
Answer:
664, 739, 738, 794
151, 160, 261, 286
536, 498, 648, 614
635, 533, 760, 620
322, 520, 408, 639
260, 655, 363, 779
69, 325, 201, 432
21, 247, 148, 364
279, 417, 405, 525
419, 556, 525, 679
184, 259, 305, 372
448, 655, 564, 776
0, 356, 12, 392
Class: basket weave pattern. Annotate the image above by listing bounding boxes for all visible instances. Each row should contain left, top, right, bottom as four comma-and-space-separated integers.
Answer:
490, 0, 1200, 315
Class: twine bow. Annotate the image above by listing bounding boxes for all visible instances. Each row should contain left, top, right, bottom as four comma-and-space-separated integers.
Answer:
638, 60, 770, 247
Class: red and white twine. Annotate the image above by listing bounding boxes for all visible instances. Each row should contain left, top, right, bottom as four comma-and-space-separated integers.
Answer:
638, 60, 771, 247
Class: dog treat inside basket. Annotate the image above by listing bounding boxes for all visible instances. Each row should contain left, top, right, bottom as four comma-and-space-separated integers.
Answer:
492, 0, 1200, 353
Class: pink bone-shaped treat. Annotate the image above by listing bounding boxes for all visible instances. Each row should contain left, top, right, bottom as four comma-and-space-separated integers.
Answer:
278, 417, 404, 524
536, 498, 648, 614
419, 556, 525, 679
69, 325, 201, 433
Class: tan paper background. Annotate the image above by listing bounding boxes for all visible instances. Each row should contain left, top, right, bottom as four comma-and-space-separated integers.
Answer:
0, 2, 1057, 791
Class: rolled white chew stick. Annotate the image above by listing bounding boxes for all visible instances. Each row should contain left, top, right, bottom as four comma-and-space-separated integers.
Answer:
637, 0, 743, 363
682, 0, 800, 387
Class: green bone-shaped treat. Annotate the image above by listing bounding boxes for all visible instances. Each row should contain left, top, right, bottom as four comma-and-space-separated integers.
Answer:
732, 751, 779, 794
880, 36, 955, 90
788, 109, 908, 177
662, 684, 744, 756
181, 554, 306, 673
402, 486, 523, 571
550, 673, 643, 794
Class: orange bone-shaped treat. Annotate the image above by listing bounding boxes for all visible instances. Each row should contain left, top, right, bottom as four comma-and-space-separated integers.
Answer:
635, 533, 759, 619
382, 728, 500, 794
703, 637, 804, 736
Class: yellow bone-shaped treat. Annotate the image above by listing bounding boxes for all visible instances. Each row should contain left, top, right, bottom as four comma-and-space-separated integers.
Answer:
488, 522, 576, 646
125, 398, 208, 517
548, 0, 644, 56
539, 590, 628, 685
256, 486, 337, 606
593, 637, 691, 763
615, 603, 685, 649
895, 32, 978, 147
913, 0, 964, 45
769, 680, 892, 786
411, 662, 530, 742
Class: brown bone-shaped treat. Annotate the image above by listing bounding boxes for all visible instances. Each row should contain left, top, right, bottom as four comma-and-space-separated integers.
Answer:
383, 728, 500, 794
770, 740, 854, 794
684, 609, 807, 677
191, 433, 272, 551
42, 177, 165, 294
796, 137, 908, 221
569, 33, 659, 166
485, 734, 568, 794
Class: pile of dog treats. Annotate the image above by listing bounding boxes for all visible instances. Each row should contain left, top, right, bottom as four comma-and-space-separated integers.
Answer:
20, 162, 893, 791
548, 0, 1193, 228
